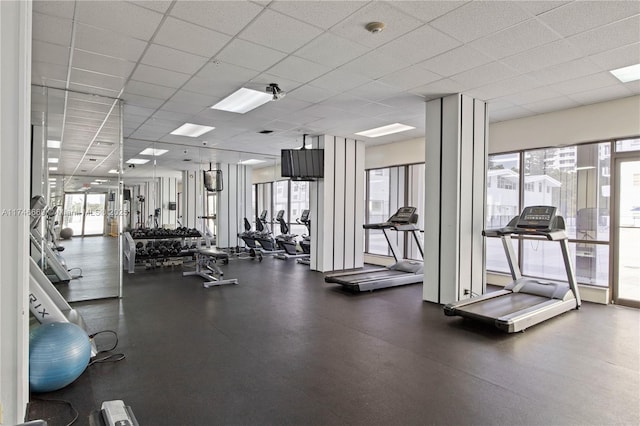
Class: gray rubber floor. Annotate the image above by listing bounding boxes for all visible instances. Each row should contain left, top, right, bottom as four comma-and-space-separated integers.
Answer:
29, 255, 640, 426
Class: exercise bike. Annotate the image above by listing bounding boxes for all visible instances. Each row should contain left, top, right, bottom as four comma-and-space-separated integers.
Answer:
274, 210, 308, 260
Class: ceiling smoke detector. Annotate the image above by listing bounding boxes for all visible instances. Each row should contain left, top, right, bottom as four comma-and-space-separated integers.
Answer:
365, 22, 385, 33
266, 83, 286, 101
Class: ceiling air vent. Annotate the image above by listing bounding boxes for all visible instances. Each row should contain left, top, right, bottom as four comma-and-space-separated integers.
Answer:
258, 130, 274, 134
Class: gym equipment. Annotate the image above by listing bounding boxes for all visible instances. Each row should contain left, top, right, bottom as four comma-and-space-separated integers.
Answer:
296, 210, 311, 265
29, 257, 98, 356
325, 207, 424, 292
29, 322, 92, 393
89, 400, 140, 426
444, 205, 582, 333
274, 210, 308, 260
60, 227, 73, 240
254, 210, 281, 252
30, 196, 73, 284
183, 248, 238, 288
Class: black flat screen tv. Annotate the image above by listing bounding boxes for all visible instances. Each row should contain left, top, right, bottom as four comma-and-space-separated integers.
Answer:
281, 149, 324, 180
203, 169, 223, 192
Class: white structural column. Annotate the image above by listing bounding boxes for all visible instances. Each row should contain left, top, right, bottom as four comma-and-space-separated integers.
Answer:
215, 163, 252, 248
159, 177, 179, 227
423, 94, 487, 304
0, 0, 32, 423
310, 135, 365, 272
181, 169, 204, 229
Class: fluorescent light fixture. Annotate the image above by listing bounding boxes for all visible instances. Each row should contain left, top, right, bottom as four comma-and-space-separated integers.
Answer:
211, 88, 272, 114
576, 166, 596, 171
91, 181, 100, 185
48, 178, 56, 181
95, 179, 108, 182
610, 63, 640, 83
48, 158, 59, 163
139, 148, 169, 156
170, 123, 214, 137
238, 159, 266, 165
355, 123, 416, 138
108, 169, 119, 174
48, 167, 57, 171
126, 158, 150, 165
47, 140, 61, 148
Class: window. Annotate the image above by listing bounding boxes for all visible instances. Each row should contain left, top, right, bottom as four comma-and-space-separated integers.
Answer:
366, 168, 391, 255
488, 142, 611, 287
615, 138, 640, 152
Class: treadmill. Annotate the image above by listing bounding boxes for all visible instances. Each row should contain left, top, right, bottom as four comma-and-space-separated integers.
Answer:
325, 207, 424, 292
444, 205, 581, 333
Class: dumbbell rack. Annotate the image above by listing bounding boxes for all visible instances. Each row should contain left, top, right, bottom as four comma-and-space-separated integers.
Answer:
123, 230, 205, 274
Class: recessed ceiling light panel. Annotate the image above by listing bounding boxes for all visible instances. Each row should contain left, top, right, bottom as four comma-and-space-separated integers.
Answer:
170, 123, 215, 137
126, 158, 150, 165
238, 159, 266, 165
211, 88, 272, 113
48, 158, 59, 163
47, 140, 61, 148
139, 148, 169, 156
610, 63, 640, 83
355, 123, 416, 138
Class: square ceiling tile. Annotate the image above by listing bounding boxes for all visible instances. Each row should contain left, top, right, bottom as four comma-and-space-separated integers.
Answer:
568, 15, 640, 56
33, 0, 76, 19
195, 62, 261, 89
124, 80, 177, 100
501, 39, 582, 74
330, 2, 424, 48
410, 78, 467, 99
430, 1, 530, 42
419, 45, 493, 77
538, 0, 640, 37
73, 49, 136, 79
338, 50, 409, 80
347, 81, 403, 102
589, 43, 640, 71
32, 12, 72, 46
267, 56, 332, 84
469, 19, 559, 60
517, 1, 570, 16
270, 1, 367, 29
216, 39, 288, 72
499, 87, 563, 106
160, 100, 207, 116
287, 85, 338, 104
75, 0, 164, 41
376, 24, 462, 64
153, 16, 231, 58
467, 75, 540, 101
127, 0, 173, 14
141, 44, 209, 75
170, 1, 264, 36
548, 72, 622, 96
75, 23, 148, 62
450, 61, 518, 89
130, 64, 192, 89
122, 93, 166, 109
70, 68, 126, 92
32, 41, 69, 67
294, 33, 370, 69
522, 96, 580, 114
310, 69, 372, 92
390, 1, 467, 23
378, 65, 441, 91
239, 9, 323, 53
169, 90, 215, 108
527, 58, 602, 86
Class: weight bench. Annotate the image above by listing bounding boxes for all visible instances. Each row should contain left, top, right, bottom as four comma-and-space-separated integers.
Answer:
183, 248, 238, 288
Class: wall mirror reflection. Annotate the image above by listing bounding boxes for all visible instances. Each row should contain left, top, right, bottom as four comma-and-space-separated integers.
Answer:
31, 86, 123, 302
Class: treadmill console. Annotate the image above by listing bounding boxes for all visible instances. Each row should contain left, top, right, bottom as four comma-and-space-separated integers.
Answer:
388, 207, 417, 224
516, 206, 557, 229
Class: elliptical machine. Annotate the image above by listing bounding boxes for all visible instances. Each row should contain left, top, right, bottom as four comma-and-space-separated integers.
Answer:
297, 210, 311, 265
275, 210, 308, 260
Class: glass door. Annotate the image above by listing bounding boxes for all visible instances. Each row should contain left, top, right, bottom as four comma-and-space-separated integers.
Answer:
63, 192, 107, 236
63, 193, 86, 236
613, 156, 640, 307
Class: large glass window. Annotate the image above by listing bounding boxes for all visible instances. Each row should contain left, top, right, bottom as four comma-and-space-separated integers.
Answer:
289, 181, 310, 238
486, 153, 520, 274
487, 142, 611, 288
366, 168, 391, 256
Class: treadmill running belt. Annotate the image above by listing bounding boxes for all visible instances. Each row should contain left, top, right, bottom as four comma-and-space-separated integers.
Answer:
325, 269, 408, 284
457, 293, 550, 321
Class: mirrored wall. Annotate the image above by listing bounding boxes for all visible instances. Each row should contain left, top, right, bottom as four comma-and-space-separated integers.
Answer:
31, 86, 123, 301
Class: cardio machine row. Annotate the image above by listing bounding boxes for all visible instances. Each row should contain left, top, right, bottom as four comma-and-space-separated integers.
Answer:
238, 210, 311, 261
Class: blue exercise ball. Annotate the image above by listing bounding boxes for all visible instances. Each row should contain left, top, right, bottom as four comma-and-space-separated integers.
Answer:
29, 322, 91, 393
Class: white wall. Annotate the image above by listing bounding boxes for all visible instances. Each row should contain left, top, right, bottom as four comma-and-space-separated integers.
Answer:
366, 138, 425, 170
490, 95, 640, 153
251, 163, 280, 184
0, 1, 31, 423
